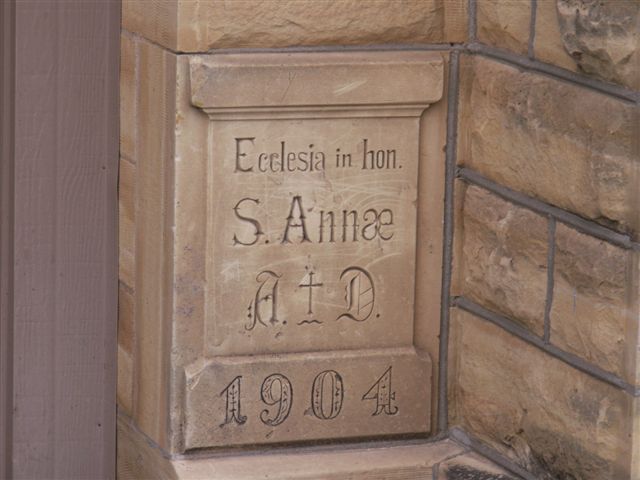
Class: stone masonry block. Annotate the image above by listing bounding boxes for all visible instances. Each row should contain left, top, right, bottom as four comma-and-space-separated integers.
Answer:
118, 157, 135, 289
449, 308, 634, 480
458, 55, 640, 237
535, 1, 640, 91
556, 0, 640, 91
123, 0, 468, 52
477, 0, 531, 54
551, 223, 635, 383
458, 184, 548, 336
534, 0, 580, 72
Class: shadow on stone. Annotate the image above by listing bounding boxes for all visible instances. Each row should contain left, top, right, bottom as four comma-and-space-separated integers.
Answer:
446, 465, 517, 480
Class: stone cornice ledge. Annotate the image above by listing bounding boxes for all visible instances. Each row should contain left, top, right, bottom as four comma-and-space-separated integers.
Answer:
189, 51, 444, 120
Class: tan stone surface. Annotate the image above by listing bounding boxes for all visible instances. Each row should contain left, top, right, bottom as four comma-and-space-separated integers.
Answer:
436, 451, 514, 479
184, 348, 431, 449
122, 0, 178, 52
185, 52, 443, 357
534, 0, 579, 72
117, 346, 134, 415
118, 283, 135, 355
123, 0, 468, 52
551, 223, 634, 382
118, 157, 135, 289
477, 0, 531, 54
458, 55, 640, 236
120, 33, 136, 161
458, 185, 548, 336
163, 51, 445, 450
133, 40, 177, 448
119, 413, 469, 479
556, 0, 640, 91
414, 56, 449, 430
190, 52, 444, 110
449, 308, 634, 480
112, 50, 449, 453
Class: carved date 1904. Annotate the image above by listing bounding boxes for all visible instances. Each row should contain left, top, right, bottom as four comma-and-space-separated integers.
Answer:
219, 367, 398, 428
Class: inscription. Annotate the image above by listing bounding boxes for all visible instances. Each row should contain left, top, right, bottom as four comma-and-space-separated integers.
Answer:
234, 138, 400, 174
244, 264, 377, 328
362, 366, 398, 416
311, 370, 344, 420
209, 126, 417, 355
260, 374, 293, 426
246, 270, 281, 330
233, 195, 395, 246
337, 266, 376, 323
216, 366, 403, 428
220, 376, 247, 427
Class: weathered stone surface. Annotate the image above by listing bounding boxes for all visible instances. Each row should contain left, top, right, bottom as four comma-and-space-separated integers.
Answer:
118, 157, 135, 289
123, 0, 467, 52
120, 33, 136, 161
436, 451, 514, 479
186, 52, 442, 359
534, 0, 580, 72
550, 223, 633, 381
118, 50, 448, 455
477, 0, 531, 54
165, 52, 445, 451
118, 283, 135, 414
458, 185, 548, 336
119, 414, 468, 480
458, 55, 640, 236
184, 348, 430, 449
449, 308, 634, 480
133, 40, 177, 447
556, 0, 640, 91
117, 346, 133, 415
118, 283, 135, 355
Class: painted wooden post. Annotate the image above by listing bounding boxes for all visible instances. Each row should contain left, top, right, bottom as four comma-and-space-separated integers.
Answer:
0, 1, 119, 477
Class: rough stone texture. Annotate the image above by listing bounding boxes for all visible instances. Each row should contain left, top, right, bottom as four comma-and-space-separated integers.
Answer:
551, 223, 634, 382
133, 39, 177, 448
556, 0, 640, 91
123, 0, 467, 52
436, 452, 514, 479
117, 284, 135, 414
534, 0, 581, 72
458, 55, 640, 237
184, 349, 431, 449
118, 284, 135, 355
458, 185, 548, 336
120, 417, 496, 480
117, 346, 133, 416
477, 0, 531, 54
449, 308, 634, 480
120, 33, 136, 161
118, 157, 135, 289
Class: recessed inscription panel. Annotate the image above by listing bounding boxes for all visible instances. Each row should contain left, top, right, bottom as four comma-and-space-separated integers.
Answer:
183, 51, 444, 449
184, 348, 431, 449
206, 118, 419, 356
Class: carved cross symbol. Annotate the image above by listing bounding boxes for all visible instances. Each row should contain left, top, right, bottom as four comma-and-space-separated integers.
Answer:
299, 270, 323, 315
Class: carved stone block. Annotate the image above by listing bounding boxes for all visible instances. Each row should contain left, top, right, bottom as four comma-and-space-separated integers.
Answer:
169, 52, 444, 449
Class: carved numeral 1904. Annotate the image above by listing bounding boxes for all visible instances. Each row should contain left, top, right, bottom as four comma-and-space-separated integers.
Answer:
219, 366, 396, 427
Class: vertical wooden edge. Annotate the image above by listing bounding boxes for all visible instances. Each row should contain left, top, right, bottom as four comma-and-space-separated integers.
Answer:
0, 0, 15, 477
105, 0, 121, 478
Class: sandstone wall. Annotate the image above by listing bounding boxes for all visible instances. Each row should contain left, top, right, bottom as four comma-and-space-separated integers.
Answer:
119, 1, 640, 478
